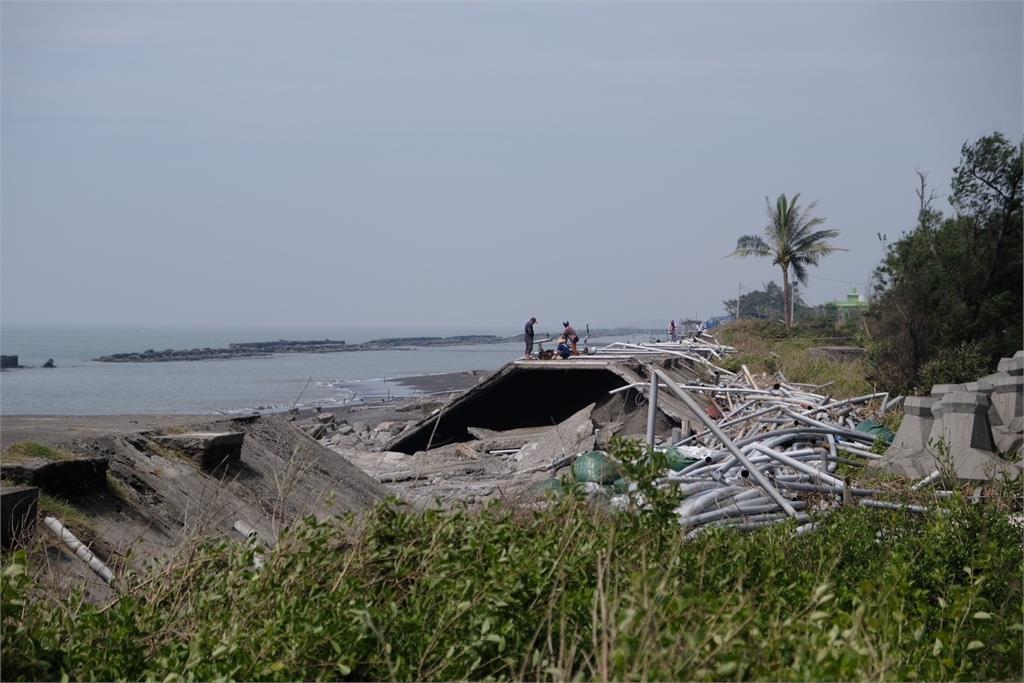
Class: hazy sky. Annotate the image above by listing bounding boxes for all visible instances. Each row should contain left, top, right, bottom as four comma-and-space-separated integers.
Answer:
2, 1, 1021, 332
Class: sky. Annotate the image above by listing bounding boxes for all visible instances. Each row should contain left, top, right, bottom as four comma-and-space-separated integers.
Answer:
2, 1, 1021, 333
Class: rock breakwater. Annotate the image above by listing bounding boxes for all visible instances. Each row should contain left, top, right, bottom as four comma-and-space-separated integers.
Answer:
95, 335, 511, 362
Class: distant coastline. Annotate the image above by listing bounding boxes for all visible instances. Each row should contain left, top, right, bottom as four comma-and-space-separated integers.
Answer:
92, 327, 660, 363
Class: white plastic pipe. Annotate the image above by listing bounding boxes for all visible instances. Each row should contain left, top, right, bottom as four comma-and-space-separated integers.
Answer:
43, 516, 115, 586
653, 367, 799, 519
749, 443, 846, 489
911, 470, 941, 490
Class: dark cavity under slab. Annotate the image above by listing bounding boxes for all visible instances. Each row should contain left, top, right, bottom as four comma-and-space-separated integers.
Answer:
388, 365, 629, 454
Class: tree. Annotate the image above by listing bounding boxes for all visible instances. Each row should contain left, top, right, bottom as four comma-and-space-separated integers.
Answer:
722, 281, 808, 321
730, 193, 842, 328
868, 133, 1023, 392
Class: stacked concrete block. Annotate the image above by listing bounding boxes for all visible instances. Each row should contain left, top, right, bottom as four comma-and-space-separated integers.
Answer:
881, 352, 1024, 483
880, 397, 938, 478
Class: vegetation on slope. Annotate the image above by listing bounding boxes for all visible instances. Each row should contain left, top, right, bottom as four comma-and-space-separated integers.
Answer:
3, 482, 1021, 681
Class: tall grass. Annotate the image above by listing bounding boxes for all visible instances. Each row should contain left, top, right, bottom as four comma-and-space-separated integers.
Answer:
3, 492, 1021, 681
718, 320, 873, 398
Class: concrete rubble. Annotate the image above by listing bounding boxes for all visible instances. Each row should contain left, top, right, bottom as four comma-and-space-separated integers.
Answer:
316, 338, 1022, 535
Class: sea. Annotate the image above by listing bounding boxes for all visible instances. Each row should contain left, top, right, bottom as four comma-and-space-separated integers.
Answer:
0, 325, 646, 415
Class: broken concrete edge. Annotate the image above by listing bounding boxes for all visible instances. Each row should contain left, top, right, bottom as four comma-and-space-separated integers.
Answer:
1, 484, 39, 550
151, 432, 245, 470
0, 457, 109, 495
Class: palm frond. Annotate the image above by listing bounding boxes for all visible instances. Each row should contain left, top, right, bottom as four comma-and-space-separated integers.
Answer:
792, 229, 843, 256
731, 234, 772, 258
791, 259, 810, 285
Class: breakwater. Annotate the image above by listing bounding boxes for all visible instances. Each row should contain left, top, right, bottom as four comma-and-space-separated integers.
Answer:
94, 335, 512, 362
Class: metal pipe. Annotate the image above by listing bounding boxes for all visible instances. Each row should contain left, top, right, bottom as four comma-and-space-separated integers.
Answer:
674, 405, 782, 446
646, 372, 659, 451
675, 485, 746, 517
749, 443, 846, 489
680, 500, 808, 528
772, 479, 879, 496
859, 499, 928, 514
652, 367, 799, 519
43, 516, 115, 586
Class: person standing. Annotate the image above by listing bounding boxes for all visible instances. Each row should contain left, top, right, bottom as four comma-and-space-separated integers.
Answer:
669, 319, 677, 342
562, 321, 579, 355
524, 317, 537, 358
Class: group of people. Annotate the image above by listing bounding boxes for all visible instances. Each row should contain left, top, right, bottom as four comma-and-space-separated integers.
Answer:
666, 319, 705, 343
523, 317, 579, 360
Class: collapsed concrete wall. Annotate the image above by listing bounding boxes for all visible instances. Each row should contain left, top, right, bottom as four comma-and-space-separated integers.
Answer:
386, 358, 710, 455
387, 364, 628, 454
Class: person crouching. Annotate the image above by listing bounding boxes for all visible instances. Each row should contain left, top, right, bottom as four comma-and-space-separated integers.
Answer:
555, 335, 572, 360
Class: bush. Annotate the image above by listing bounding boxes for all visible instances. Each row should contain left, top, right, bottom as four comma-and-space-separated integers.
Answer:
920, 341, 992, 389
3, 480, 1022, 681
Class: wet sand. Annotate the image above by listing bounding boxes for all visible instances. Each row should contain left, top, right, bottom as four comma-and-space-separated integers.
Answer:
0, 370, 488, 450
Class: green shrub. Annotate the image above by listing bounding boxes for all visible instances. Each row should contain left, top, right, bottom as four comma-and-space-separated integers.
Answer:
920, 341, 992, 389
3, 442, 77, 463
4, 488, 1022, 682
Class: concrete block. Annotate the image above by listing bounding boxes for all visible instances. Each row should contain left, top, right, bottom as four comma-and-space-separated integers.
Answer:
930, 383, 966, 397
964, 374, 999, 394
887, 396, 937, 456
926, 392, 1019, 482
988, 375, 1023, 430
988, 375, 1023, 454
0, 457, 108, 494
992, 428, 1023, 456
1, 485, 38, 550
997, 356, 1024, 376
154, 432, 244, 469
879, 396, 940, 478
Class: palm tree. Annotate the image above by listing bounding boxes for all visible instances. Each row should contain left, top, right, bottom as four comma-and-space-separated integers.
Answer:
731, 193, 842, 328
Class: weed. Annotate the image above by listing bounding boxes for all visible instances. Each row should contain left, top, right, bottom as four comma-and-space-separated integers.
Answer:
3, 470, 1021, 681
3, 442, 78, 464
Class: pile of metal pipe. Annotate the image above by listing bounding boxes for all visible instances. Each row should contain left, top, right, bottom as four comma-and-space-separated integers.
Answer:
609, 362, 933, 536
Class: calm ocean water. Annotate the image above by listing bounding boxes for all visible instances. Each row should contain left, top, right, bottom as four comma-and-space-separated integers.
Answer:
0, 325, 531, 415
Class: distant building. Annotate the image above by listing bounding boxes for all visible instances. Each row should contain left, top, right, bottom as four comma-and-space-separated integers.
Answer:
704, 314, 735, 329
834, 288, 869, 321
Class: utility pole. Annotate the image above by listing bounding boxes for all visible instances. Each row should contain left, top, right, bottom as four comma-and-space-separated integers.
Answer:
791, 280, 796, 323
